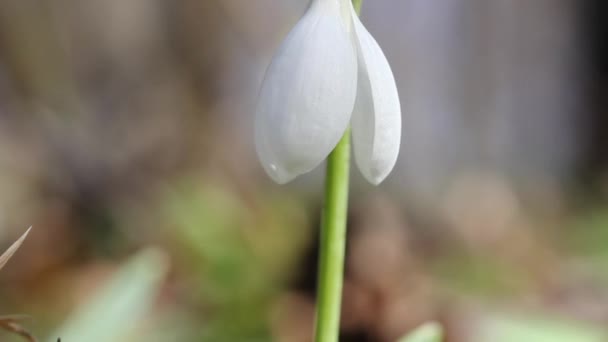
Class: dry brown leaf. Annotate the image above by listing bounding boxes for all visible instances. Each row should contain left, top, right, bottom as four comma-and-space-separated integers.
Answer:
0, 315, 37, 342
0, 227, 31, 271
0, 228, 37, 340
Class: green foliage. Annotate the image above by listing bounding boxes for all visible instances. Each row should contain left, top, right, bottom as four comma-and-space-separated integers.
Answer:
476, 313, 607, 342
398, 322, 443, 342
567, 209, 608, 257
432, 254, 531, 297
163, 181, 310, 341
48, 249, 168, 342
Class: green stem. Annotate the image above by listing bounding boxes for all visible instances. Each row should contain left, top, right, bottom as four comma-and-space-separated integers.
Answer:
315, 129, 351, 342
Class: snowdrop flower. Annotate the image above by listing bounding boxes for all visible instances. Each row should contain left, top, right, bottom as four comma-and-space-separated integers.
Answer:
255, 0, 401, 185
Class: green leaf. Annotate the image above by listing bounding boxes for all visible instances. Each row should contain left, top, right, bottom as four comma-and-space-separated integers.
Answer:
48, 248, 168, 342
398, 322, 443, 342
476, 313, 607, 342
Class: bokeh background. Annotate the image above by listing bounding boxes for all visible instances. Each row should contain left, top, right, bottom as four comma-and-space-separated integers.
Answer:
0, 0, 607, 341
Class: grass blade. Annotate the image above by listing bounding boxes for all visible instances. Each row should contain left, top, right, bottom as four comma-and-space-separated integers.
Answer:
398, 322, 443, 342
49, 248, 168, 342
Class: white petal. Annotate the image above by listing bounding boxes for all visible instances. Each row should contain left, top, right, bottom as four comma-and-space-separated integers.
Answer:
350, 8, 401, 185
255, 1, 358, 184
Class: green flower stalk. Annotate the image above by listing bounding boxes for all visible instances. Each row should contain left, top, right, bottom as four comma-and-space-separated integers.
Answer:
254, 0, 401, 341
315, 127, 351, 342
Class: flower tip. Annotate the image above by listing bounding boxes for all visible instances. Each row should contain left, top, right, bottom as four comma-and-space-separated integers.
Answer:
363, 169, 389, 186
369, 177, 383, 186
264, 163, 297, 184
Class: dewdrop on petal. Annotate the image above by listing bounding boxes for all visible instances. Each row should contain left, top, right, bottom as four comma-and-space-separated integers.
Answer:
255, 0, 401, 185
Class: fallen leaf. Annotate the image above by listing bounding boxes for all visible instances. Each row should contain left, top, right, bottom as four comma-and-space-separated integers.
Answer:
0, 227, 31, 271
0, 315, 37, 342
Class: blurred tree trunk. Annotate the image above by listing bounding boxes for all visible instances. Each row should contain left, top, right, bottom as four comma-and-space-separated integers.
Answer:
363, 0, 583, 202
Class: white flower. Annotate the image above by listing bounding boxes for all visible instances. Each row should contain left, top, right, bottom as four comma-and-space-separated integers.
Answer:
255, 0, 401, 185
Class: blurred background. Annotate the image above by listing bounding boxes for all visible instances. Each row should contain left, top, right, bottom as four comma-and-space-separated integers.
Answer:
0, 0, 607, 341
